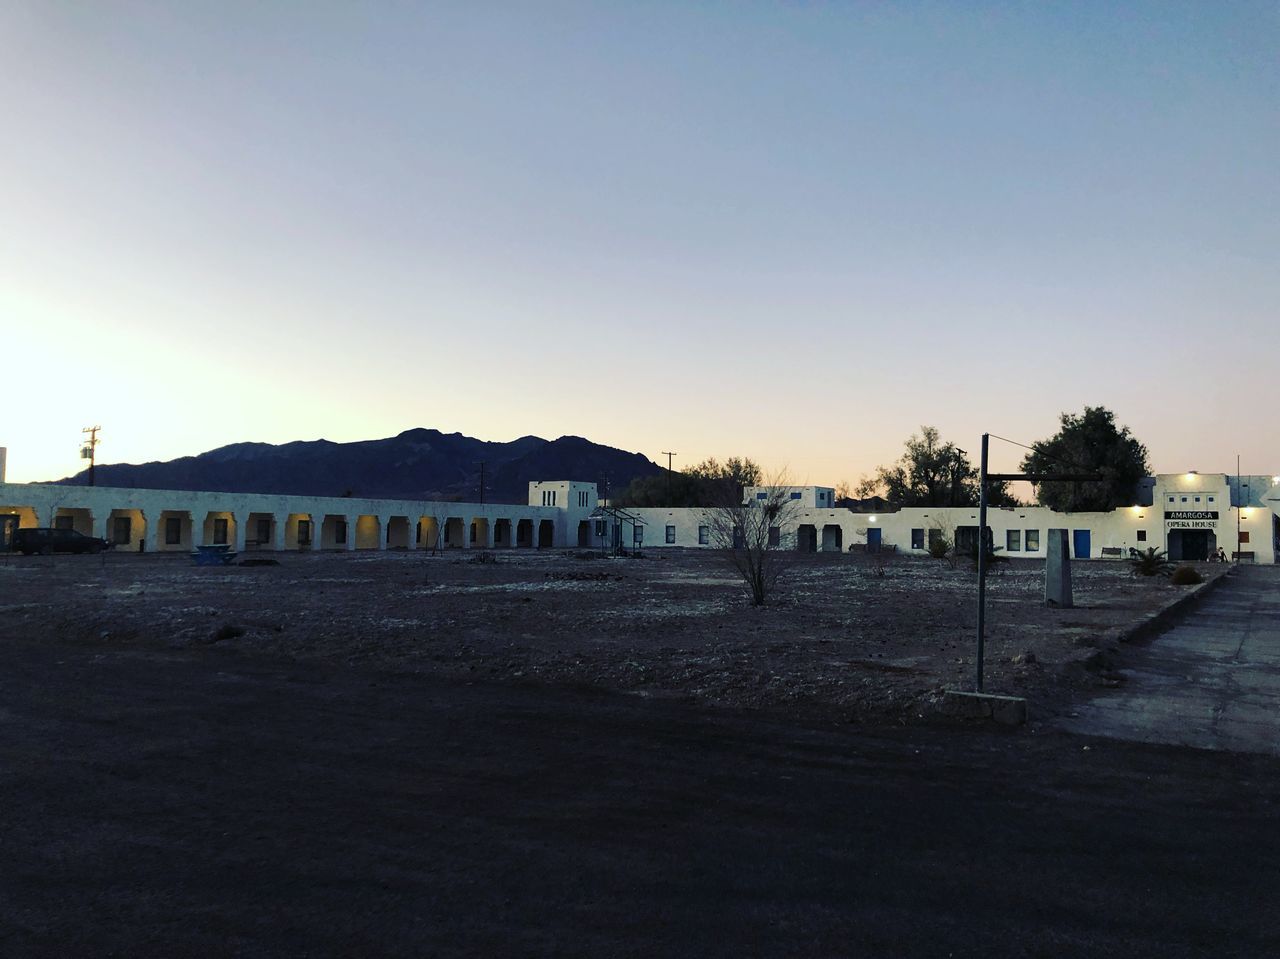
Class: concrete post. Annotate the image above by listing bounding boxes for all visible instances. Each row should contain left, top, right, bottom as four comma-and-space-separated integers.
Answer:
189, 513, 202, 550
481, 519, 495, 549
406, 518, 419, 551
310, 514, 324, 550
234, 513, 250, 553
143, 513, 162, 553
378, 516, 391, 551
93, 513, 109, 542
1045, 528, 1073, 608
462, 519, 472, 549
345, 515, 357, 551
273, 513, 290, 551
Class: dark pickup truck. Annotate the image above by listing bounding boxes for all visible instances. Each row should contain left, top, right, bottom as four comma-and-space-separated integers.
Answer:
11, 528, 112, 555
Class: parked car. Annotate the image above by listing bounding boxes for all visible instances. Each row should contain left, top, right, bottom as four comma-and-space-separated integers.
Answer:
11, 528, 111, 555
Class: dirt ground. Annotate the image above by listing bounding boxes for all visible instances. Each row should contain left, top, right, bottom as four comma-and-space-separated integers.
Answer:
1, 549, 1274, 957
0, 547, 1220, 722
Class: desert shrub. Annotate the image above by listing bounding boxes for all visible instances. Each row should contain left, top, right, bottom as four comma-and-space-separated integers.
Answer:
927, 535, 951, 560
1170, 565, 1203, 586
468, 551, 498, 565
1129, 547, 1174, 578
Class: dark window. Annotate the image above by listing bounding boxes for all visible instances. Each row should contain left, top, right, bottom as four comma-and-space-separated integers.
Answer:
1240, 531, 1251, 544
790, 491, 802, 500
213, 518, 229, 545
112, 517, 132, 545
470, 523, 477, 542
1025, 529, 1040, 551
595, 520, 607, 537
698, 525, 709, 545
911, 528, 925, 550
665, 525, 676, 544
756, 492, 767, 501
1006, 529, 1021, 552
257, 518, 271, 543
1137, 529, 1147, 542
335, 519, 347, 544
165, 517, 182, 545
300, 519, 313, 545
767, 526, 780, 547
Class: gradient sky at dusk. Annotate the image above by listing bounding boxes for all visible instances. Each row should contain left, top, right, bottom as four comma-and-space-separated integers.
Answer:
2, 2, 1276, 485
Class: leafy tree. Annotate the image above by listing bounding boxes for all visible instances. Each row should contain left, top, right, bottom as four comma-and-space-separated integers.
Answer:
615, 456, 763, 508
1021, 407, 1150, 511
859, 427, 1017, 508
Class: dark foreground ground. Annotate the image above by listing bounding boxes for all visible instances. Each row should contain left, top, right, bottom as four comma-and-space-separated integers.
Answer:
1, 630, 1278, 958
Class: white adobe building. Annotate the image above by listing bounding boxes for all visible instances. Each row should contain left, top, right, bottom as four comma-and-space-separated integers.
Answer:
1, 471, 1276, 563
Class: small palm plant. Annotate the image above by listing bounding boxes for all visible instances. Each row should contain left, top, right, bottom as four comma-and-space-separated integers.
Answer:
1129, 546, 1174, 578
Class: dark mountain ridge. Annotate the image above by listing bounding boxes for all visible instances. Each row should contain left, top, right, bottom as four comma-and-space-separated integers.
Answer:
51, 429, 661, 504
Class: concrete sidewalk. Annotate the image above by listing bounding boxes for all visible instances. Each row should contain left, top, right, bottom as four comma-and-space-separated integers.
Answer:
1059, 566, 1280, 756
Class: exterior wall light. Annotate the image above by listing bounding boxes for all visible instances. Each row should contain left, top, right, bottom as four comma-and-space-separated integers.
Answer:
868, 516, 877, 522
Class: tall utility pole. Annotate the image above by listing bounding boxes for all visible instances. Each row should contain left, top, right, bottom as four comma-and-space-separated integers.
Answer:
477, 461, 486, 504
81, 426, 101, 487
661, 451, 677, 504
1237, 454, 1242, 564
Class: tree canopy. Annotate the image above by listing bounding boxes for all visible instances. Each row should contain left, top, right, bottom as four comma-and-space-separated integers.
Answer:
857, 426, 1018, 508
1020, 407, 1150, 511
614, 456, 762, 508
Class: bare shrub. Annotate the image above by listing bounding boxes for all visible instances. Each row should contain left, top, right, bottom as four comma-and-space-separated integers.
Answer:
702, 471, 801, 606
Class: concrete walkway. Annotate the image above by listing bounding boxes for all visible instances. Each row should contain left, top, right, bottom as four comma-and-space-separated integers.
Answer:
1059, 566, 1280, 756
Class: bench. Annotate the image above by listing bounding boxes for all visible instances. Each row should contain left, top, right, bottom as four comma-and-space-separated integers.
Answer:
192, 544, 238, 566
1101, 547, 1124, 559
1232, 551, 1256, 563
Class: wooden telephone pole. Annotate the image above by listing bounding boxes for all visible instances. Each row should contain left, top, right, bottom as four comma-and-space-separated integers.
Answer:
81, 426, 101, 487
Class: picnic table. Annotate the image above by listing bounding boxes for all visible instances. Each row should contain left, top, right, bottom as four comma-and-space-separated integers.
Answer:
192, 544, 238, 566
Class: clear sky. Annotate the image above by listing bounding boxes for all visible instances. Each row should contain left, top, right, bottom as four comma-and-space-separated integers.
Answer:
2, 2, 1276, 485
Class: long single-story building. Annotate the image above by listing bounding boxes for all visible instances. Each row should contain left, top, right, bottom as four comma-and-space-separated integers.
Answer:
2, 472, 1276, 563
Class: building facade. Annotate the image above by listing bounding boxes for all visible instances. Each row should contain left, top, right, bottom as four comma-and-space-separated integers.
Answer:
2, 473, 1276, 562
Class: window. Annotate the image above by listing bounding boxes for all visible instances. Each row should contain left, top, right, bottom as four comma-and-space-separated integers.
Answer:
1136, 530, 1147, 542
595, 520, 607, 537
790, 491, 802, 500
1181, 497, 1188, 503
470, 523, 477, 543
165, 517, 182, 545
1240, 531, 1251, 544
299, 519, 312, 545
756, 492, 767, 501
335, 519, 347, 544
113, 517, 132, 545
1006, 529, 1021, 552
698, 525, 709, 545
768, 526, 780, 547
1194, 496, 1201, 503
552, 491, 557, 506
665, 525, 676, 544
1168, 496, 1175, 504
1208, 495, 1215, 503
213, 518, 229, 545
911, 528, 925, 550
55, 515, 74, 530
1025, 529, 1040, 551
257, 518, 271, 544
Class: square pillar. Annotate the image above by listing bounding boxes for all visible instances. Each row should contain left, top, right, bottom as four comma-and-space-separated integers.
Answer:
345, 515, 357, 551
378, 516, 391, 551
273, 513, 290, 551
234, 513, 250, 553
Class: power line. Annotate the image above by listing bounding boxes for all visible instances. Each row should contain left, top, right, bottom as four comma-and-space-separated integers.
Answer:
986, 432, 1093, 476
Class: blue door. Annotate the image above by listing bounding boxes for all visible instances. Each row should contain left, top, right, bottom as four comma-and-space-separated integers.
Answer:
1072, 529, 1090, 558
867, 528, 882, 553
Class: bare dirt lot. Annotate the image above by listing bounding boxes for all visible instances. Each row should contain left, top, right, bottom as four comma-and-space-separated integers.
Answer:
0, 548, 1220, 722
1, 549, 1275, 957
